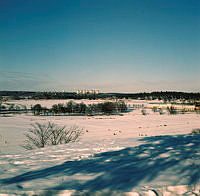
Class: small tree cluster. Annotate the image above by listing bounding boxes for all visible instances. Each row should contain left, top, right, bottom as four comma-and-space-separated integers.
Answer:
0, 103, 27, 112
50, 101, 87, 114
167, 106, 177, 115
151, 107, 164, 115
86, 101, 127, 114
158, 109, 164, 115
22, 122, 84, 150
0, 102, 6, 111
141, 109, 147, 115
31, 100, 127, 115
31, 104, 48, 115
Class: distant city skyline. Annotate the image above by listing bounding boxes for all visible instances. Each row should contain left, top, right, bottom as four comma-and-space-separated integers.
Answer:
0, 0, 199, 93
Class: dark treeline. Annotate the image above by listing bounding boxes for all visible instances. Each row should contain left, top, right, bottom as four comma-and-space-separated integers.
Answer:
31, 101, 128, 116
0, 91, 200, 101
0, 91, 35, 99
111, 92, 200, 101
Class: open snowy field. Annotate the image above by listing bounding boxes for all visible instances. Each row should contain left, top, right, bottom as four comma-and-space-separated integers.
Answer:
0, 99, 200, 195
0, 134, 200, 195
0, 100, 200, 154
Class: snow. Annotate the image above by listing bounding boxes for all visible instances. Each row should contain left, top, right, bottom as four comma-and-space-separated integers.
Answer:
4, 98, 159, 109
0, 99, 200, 195
0, 107, 199, 154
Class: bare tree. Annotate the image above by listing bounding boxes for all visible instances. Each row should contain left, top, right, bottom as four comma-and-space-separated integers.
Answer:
141, 109, 147, 115
48, 123, 66, 145
62, 125, 84, 143
22, 122, 84, 150
22, 122, 52, 150
167, 106, 177, 115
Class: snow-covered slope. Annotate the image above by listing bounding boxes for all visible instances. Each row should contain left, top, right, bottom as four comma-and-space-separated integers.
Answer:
0, 108, 200, 154
0, 134, 200, 195
0, 100, 200, 195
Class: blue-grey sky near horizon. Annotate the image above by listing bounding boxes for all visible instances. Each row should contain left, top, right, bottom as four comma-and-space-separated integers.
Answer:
0, 0, 199, 93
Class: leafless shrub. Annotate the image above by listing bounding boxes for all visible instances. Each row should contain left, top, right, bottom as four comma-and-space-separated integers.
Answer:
22, 122, 84, 150
141, 109, 147, 115
167, 106, 177, 115
158, 109, 164, 115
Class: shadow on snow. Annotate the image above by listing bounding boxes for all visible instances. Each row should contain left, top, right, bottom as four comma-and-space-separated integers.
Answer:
0, 134, 200, 193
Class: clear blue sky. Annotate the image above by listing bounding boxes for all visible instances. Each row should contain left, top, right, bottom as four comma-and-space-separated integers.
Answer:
0, 0, 199, 92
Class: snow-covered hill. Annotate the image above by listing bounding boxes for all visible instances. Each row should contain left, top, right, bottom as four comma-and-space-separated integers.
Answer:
1, 108, 200, 154
0, 134, 200, 195
0, 100, 200, 195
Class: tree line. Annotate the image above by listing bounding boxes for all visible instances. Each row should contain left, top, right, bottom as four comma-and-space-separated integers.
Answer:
1, 91, 200, 101
31, 101, 128, 116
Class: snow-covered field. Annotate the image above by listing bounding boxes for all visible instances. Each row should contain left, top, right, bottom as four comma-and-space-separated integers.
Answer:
4, 98, 151, 109
0, 99, 200, 195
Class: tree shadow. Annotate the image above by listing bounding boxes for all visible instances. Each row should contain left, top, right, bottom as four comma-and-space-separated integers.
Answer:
0, 134, 200, 194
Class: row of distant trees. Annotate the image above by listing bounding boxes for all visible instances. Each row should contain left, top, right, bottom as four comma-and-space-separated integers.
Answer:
31, 101, 128, 115
1, 91, 200, 101
26, 91, 200, 101
0, 103, 27, 111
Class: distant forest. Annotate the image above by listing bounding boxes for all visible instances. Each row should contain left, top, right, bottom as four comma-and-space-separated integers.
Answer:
0, 91, 200, 101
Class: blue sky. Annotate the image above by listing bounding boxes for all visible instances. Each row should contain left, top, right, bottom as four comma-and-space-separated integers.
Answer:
0, 0, 199, 92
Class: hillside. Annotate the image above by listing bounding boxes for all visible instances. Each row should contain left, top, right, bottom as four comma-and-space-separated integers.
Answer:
0, 100, 200, 195
0, 134, 200, 195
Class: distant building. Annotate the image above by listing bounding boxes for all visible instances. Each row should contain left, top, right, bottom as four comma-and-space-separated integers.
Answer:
76, 90, 100, 95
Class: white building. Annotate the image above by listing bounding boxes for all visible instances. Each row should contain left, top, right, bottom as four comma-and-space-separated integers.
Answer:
76, 90, 100, 95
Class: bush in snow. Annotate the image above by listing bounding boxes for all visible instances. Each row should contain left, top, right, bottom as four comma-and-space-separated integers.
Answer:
167, 106, 177, 115
141, 109, 147, 115
22, 122, 84, 150
159, 109, 164, 115
31, 104, 43, 115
